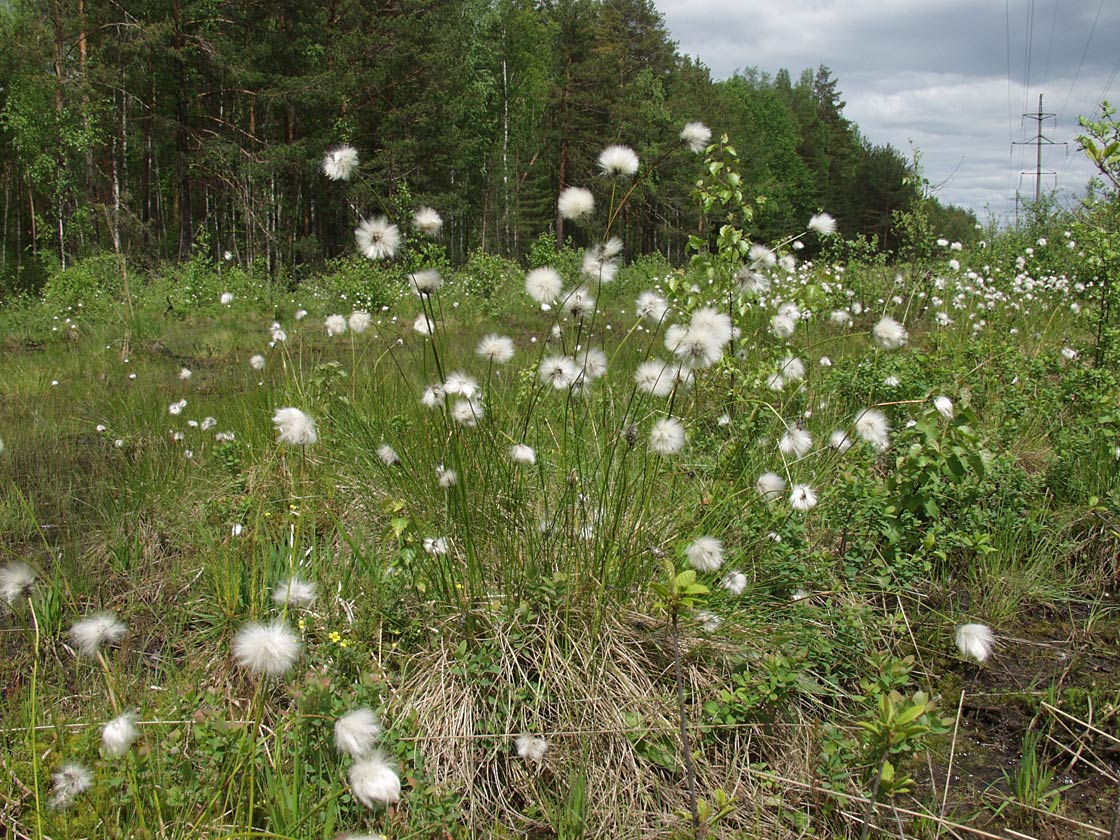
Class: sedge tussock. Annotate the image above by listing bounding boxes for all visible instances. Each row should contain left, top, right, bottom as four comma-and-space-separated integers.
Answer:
393, 608, 778, 839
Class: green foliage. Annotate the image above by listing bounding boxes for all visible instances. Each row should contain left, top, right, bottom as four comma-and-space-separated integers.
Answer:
40, 254, 123, 316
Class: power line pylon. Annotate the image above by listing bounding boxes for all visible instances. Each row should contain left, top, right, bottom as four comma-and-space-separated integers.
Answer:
1013, 93, 1066, 204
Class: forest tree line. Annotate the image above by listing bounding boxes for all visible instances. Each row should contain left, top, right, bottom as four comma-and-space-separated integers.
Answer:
0, 0, 977, 291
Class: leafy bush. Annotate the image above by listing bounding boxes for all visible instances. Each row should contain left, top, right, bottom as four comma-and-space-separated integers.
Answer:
40, 253, 123, 315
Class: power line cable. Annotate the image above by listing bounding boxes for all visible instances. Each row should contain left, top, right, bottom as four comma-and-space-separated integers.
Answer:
1055, 0, 1105, 128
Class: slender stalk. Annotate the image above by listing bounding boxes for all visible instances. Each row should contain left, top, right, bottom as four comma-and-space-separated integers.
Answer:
670, 610, 700, 839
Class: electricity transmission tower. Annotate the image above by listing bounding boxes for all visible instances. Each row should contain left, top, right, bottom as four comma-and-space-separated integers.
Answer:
1013, 94, 1066, 217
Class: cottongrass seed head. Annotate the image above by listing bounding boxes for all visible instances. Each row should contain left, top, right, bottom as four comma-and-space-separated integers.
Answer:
377, 444, 400, 466
779, 426, 813, 459
557, 186, 595, 221
597, 144, 639, 177
680, 121, 711, 153
933, 396, 955, 419
272, 576, 317, 607
232, 619, 301, 677
854, 408, 890, 452
649, 417, 685, 456
955, 623, 995, 662
1, 561, 36, 605
756, 471, 786, 501
349, 311, 372, 333
71, 611, 126, 658
686, 536, 724, 573
413, 206, 443, 236
335, 707, 382, 759
249, 354, 266, 370
322, 145, 359, 181
273, 407, 317, 446
102, 713, 139, 758
808, 212, 837, 235
789, 484, 818, 512
635, 291, 668, 323
721, 571, 747, 595
51, 763, 92, 809
515, 735, 549, 763
409, 268, 443, 297
525, 267, 563, 305
355, 216, 401, 260
476, 334, 515, 364
325, 314, 348, 337
349, 751, 401, 807
510, 443, 536, 465
872, 316, 908, 350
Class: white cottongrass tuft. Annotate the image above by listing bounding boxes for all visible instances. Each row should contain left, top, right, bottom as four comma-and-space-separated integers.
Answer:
696, 611, 723, 633
779, 356, 806, 382
436, 465, 457, 488
273, 407, 317, 446
476, 334, 515, 364
355, 216, 401, 260
444, 372, 479, 399
1, 562, 35, 605
721, 571, 747, 595
807, 213, 837, 235
409, 268, 442, 297
377, 444, 400, 466
635, 291, 668, 323
686, 536, 724, 573
680, 121, 711, 153
424, 537, 449, 555
220, 292, 234, 305
933, 396, 954, 419
578, 348, 608, 382
829, 430, 853, 453
322, 145, 359, 181
421, 384, 446, 408
635, 359, 675, 397
71, 611, 126, 658
767, 373, 786, 392
325, 314, 348, 336
539, 355, 579, 389
770, 314, 796, 340
451, 399, 484, 427
778, 426, 813, 459
272, 577, 317, 607
649, 417, 685, 456
169, 398, 187, 415
413, 206, 443, 236
749, 243, 777, 268
349, 752, 401, 807
232, 619, 301, 677
50, 762, 92, 809
581, 242, 621, 283
598, 144, 639, 177
557, 186, 595, 221
335, 708, 382, 758
756, 471, 786, 501
525, 267, 563, 304
349, 311, 372, 333
515, 735, 549, 763
510, 444, 536, 465
562, 286, 595, 319
179, 367, 192, 380
101, 713, 139, 758
789, 484, 818, 512
955, 623, 995, 662
854, 408, 890, 452
872, 316, 908, 350
249, 354, 266, 371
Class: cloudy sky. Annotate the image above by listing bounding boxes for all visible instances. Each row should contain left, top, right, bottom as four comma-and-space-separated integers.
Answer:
655, 0, 1120, 222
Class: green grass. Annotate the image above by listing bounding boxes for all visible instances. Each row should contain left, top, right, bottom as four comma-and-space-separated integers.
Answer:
1, 241, 1118, 839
